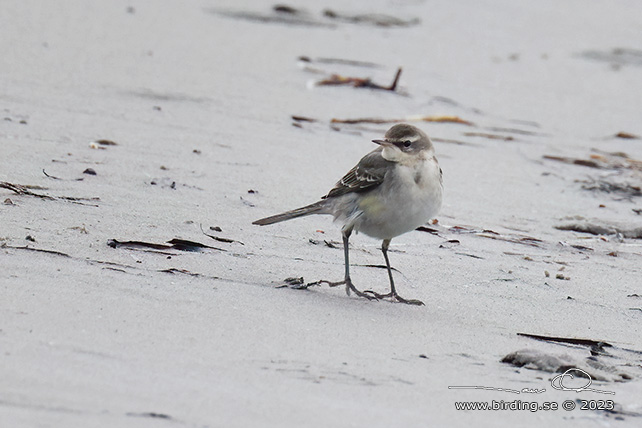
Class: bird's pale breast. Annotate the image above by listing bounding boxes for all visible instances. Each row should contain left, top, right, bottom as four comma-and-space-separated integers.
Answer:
351, 157, 442, 240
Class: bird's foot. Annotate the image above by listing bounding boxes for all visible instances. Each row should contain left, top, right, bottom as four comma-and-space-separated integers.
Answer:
346, 279, 379, 301
363, 290, 424, 306
317, 279, 378, 301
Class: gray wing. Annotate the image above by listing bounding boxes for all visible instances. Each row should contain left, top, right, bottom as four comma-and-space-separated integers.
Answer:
323, 148, 391, 199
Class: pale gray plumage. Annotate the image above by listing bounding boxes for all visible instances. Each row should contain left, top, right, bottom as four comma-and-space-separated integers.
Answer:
253, 123, 443, 305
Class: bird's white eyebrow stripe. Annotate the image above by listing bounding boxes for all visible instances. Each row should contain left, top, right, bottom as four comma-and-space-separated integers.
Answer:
408, 134, 420, 142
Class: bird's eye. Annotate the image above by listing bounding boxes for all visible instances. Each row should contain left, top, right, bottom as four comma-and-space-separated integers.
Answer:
403, 140, 412, 148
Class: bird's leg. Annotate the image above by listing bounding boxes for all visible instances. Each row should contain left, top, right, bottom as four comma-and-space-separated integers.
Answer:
325, 227, 377, 301
365, 239, 424, 306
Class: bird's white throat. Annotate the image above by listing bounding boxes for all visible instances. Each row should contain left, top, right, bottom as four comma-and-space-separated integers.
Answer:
381, 145, 405, 162
381, 145, 432, 163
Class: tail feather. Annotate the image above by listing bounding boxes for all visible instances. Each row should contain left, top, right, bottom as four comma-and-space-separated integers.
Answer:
253, 201, 326, 226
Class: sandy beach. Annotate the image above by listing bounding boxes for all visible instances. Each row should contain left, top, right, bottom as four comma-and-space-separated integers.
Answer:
2, 0, 642, 426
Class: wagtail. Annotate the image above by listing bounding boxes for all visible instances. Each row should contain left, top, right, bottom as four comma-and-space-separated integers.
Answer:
253, 124, 443, 305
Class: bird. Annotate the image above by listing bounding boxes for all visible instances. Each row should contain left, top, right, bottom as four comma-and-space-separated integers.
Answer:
253, 123, 443, 305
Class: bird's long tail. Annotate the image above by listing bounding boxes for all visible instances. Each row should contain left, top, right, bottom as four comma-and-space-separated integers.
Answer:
253, 200, 327, 226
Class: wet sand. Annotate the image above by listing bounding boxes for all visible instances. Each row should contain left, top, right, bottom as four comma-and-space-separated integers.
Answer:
1, 1, 641, 426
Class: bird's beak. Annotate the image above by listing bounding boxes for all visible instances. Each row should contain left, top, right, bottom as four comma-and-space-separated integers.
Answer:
372, 139, 392, 146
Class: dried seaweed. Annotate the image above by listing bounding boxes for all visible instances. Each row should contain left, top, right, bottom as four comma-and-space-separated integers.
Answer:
421, 116, 474, 126
89, 139, 118, 150
449, 226, 544, 248
208, 7, 335, 28
543, 155, 601, 168
1, 182, 52, 200
308, 239, 340, 248
291, 115, 317, 123
277, 268, 401, 291
200, 224, 244, 245
126, 412, 173, 420
330, 115, 474, 126
579, 177, 642, 199
107, 238, 226, 253
1, 244, 71, 258
317, 68, 402, 91
204, 235, 240, 244
517, 332, 612, 354
298, 56, 381, 68
2, 243, 223, 279
555, 221, 642, 239
211, 6, 419, 28
330, 117, 400, 124
42, 169, 84, 181
503, 343, 640, 386
322, 9, 419, 27
357, 264, 401, 273
415, 226, 439, 234
159, 268, 212, 277
501, 350, 619, 381
455, 252, 484, 259
273, 4, 298, 14
276, 277, 316, 289
95, 139, 117, 146
544, 151, 642, 171
614, 132, 640, 140
89, 259, 140, 271
578, 48, 642, 67
167, 238, 225, 251
0, 181, 99, 206
463, 132, 514, 141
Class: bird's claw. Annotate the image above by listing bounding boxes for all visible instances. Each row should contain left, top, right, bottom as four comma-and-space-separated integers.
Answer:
346, 280, 378, 301
314, 279, 379, 301
364, 289, 424, 306
363, 290, 390, 299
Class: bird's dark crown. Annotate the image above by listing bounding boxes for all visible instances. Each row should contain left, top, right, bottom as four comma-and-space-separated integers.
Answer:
383, 124, 432, 152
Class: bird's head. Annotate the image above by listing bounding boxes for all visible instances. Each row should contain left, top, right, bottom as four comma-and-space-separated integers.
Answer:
372, 124, 434, 162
